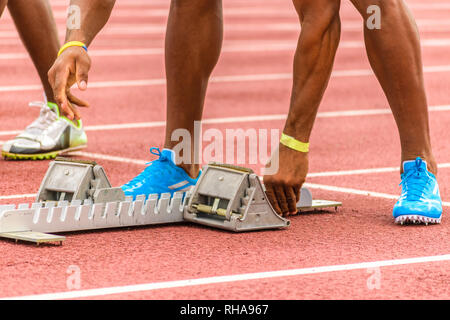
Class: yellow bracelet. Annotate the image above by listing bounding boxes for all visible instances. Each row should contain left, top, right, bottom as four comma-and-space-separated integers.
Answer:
280, 133, 309, 153
58, 41, 88, 57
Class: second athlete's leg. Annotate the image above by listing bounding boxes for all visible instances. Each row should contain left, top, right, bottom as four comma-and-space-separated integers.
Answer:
2, 0, 88, 161
8, 0, 60, 102
121, 0, 223, 198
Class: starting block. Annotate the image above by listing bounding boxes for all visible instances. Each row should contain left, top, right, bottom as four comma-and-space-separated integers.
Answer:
185, 163, 290, 232
0, 158, 341, 244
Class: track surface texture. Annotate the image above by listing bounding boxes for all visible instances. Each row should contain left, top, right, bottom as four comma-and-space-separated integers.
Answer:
0, 0, 449, 300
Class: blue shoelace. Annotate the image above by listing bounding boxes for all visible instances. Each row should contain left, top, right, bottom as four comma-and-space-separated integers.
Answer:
122, 147, 170, 188
399, 158, 431, 201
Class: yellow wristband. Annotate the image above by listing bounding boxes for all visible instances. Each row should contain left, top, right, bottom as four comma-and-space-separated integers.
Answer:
58, 41, 88, 57
280, 133, 309, 153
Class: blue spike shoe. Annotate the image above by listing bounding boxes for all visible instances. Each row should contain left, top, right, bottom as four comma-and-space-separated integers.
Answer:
393, 157, 442, 225
121, 148, 201, 200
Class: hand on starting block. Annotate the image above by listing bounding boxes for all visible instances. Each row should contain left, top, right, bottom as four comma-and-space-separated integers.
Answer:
263, 144, 309, 217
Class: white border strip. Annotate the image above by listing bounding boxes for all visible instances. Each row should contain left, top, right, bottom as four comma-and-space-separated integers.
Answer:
308, 162, 450, 177
3, 38, 450, 60
1, 21, 450, 38
69, 151, 147, 166
2, 64, 450, 93
1, 161, 449, 204
305, 182, 399, 200
0, 104, 449, 137
304, 182, 450, 206
4, 254, 450, 300
0, 193, 35, 201
20, 5, 450, 20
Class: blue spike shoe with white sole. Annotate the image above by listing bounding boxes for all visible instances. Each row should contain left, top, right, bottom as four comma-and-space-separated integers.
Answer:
121, 148, 201, 200
393, 157, 442, 225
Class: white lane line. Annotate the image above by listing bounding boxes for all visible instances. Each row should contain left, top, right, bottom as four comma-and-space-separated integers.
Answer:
46, 2, 450, 19
304, 182, 450, 207
1, 19, 450, 39
44, 0, 450, 7
0, 194, 35, 201
95, 20, 450, 32
84, 120, 167, 132
21, 3, 450, 18
3, 253, 450, 300
1, 159, 449, 201
308, 167, 400, 177
409, 3, 450, 9
47, 0, 268, 6
3, 38, 450, 60
1, 136, 446, 180
1, 104, 450, 138
308, 163, 450, 177
2, 64, 450, 93
41, 5, 450, 19
68, 151, 147, 166
48, 0, 172, 6
304, 183, 399, 200
49, 8, 298, 19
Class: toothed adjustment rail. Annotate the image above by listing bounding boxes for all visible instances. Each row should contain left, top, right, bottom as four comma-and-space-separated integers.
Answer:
0, 192, 188, 234
0, 158, 187, 243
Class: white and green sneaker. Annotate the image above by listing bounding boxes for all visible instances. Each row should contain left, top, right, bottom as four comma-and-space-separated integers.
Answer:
2, 101, 87, 160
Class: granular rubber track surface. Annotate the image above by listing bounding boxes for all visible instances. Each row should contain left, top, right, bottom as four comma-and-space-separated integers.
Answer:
0, 0, 449, 299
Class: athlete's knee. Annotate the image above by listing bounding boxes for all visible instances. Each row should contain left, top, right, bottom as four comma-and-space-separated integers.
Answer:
170, 0, 221, 13
292, 0, 340, 22
293, 0, 341, 47
351, 0, 403, 17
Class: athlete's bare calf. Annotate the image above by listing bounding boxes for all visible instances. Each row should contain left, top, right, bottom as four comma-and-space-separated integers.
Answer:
351, 0, 436, 174
264, 0, 437, 216
8, 0, 60, 103
164, 0, 223, 179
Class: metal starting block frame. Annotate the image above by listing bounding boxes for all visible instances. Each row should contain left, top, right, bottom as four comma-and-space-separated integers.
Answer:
185, 163, 290, 232
0, 158, 341, 244
185, 163, 341, 232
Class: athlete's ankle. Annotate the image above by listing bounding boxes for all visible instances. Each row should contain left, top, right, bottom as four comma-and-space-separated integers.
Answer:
163, 142, 200, 178
44, 91, 56, 104
401, 153, 437, 175
178, 163, 200, 180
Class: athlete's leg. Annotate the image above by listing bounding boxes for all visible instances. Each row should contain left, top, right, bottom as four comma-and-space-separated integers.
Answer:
2, 0, 87, 160
164, 0, 223, 178
264, 0, 341, 216
0, 0, 7, 17
8, 0, 60, 102
351, 0, 442, 224
121, 0, 223, 198
350, 0, 436, 174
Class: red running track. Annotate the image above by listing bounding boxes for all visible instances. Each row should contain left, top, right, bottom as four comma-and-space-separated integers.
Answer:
0, 0, 449, 299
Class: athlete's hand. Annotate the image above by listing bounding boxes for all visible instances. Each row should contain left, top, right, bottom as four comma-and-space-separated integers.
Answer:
48, 46, 91, 120
263, 144, 309, 217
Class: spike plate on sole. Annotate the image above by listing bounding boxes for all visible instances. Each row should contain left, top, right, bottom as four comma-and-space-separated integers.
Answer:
395, 214, 441, 225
